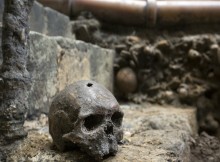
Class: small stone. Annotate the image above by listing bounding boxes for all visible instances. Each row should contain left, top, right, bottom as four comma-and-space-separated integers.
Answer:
144, 77, 157, 89
163, 91, 175, 102
113, 63, 120, 71
130, 51, 139, 66
156, 40, 169, 48
74, 25, 92, 42
146, 84, 161, 97
210, 44, 220, 65
125, 36, 141, 45
115, 44, 127, 53
84, 19, 100, 31
169, 64, 184, 75
129, 43, 144, 53
188, 49, 201, 60
0, 77, 3, 85
115, 57, 129, 67
175, 39, 193, 52
156, 71, 164, 80
168, 77, 181, 90
195, 36, 214, 52
143, 46, 153, 55
210, 44, 219, 52
178, 84, 188, 98
155, 40, 171, 53
120, 50, 131, 60
129, 60, 136, 69
116, 67, 137, 94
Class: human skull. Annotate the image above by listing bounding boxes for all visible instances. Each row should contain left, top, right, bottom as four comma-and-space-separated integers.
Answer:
49, 80, 124, 159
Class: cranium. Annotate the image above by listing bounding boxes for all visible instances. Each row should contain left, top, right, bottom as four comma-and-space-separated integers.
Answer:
49, 80, 124, 159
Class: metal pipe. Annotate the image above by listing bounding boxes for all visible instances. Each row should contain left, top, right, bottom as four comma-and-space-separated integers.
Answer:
37, 0, 220, 26
156, 1, 220, 25
71, 0, 147, 25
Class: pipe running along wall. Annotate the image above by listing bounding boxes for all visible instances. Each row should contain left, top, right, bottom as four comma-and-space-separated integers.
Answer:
38, 0, 220, 26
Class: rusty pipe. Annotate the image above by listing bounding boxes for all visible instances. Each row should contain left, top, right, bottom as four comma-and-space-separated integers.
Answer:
38, 0, 220, 26
72, 0, 148, 26
157, 1, 220, 25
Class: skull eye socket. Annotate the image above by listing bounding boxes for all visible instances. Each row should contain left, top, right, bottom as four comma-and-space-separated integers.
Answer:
111, 111, 123, 127
84, 114, 104, 131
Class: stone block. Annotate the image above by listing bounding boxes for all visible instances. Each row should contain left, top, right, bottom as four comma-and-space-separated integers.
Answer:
53, 37, 91, 92
0, 26, 2, 65
29, 2, 46, 34
0, 1, 72, 37
44, 7, 71, 37
55, 38, 114, 92
27, 32, 59, 115
0, 0, 3, 22
123, 104, 198, 136
89, 45, 114, 92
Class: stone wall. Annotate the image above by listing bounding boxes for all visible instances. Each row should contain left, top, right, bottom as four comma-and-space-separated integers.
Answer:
0, 1, 72, 38
30, 2, 72, 38
0, 30, 114, 116
27, 32, 114, 116
0, 2, 115, 116
0, 0, 3, 20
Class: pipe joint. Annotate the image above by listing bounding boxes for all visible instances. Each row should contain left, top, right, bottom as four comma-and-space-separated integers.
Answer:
145, 0, 157, 27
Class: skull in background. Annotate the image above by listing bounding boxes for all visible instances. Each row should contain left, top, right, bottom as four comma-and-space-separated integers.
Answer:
49, 80, 124, 159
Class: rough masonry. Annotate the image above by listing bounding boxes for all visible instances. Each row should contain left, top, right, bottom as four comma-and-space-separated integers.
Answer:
0, 2, 115, 116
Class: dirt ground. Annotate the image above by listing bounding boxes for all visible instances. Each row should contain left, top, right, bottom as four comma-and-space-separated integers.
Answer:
190, 132, 220, 162
0, 104, 219, 162
0, 104, 194, 161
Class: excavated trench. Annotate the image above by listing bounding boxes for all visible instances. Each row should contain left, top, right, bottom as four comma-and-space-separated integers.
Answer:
73, 12, 220, 136
1, 1, 220, 161
72, 12, 220, 161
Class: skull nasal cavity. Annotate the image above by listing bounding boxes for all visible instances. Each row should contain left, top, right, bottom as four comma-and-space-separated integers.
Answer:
105, 124, 114, 135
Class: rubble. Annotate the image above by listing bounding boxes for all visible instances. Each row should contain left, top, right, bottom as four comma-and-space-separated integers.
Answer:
72, 16, 220, 136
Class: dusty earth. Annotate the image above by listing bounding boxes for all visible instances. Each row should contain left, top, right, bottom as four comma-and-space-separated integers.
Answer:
0, 103, 219, 162
191, 132, 220, 162
0, 104, 195, 161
